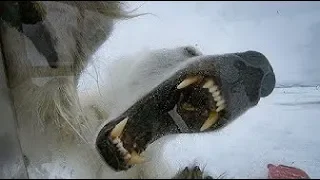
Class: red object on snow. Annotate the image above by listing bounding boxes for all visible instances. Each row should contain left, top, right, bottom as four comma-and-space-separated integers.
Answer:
267, 164, 310, 179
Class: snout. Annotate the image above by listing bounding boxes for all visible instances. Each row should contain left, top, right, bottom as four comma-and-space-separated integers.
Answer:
204, 50, 275, 122
96, 49, 276, 171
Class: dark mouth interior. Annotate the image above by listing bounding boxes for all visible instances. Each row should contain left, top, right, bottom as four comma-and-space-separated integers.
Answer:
96, 75, 227, 171
177, 78, 221, 130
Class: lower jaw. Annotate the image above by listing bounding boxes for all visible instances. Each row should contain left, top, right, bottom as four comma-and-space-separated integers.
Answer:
96, 77, 227, 171
96, 116, 180, 171
96, 105, 229, 171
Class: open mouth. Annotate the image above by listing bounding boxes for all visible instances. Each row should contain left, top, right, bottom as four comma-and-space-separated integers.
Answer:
96, 74, 228, 171
96, 50, 276, 172
175, 76, 226, 132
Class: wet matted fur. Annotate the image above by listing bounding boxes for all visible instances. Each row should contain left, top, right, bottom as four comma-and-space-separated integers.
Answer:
0, 1, 275, 179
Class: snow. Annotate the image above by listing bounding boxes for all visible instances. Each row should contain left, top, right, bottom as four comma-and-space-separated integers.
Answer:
91, 1, 320, 87
142, 86, 320, 178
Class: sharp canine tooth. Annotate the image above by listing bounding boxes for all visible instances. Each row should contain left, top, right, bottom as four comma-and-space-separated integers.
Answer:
110, 117, 128, 139
200, 111, 219, 131
202, 80, 214, 88
209, 86, 218, 93
177, 76, 199, 89
216, 99, 225, 107
212, 90, 220, 97
216, 104, 226, 112
127, 151, 145, 165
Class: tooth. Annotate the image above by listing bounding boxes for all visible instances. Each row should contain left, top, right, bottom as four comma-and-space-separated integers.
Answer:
216, 99, 225, 107
212, 90, 220, 97
216, 104, 226, 112
209, 85, 218, 93
115, 141, 128, 154
110, 117, 128, 139
124, 153, 131, 160
202, 80, 214, 88
127, 151, 145, 165
177, 76, 199, 89
119, 146, 128, 155
112, 138, 121, 144
116, 141, 123, 149
214, 95, 222, 102
200, 111, 219, 131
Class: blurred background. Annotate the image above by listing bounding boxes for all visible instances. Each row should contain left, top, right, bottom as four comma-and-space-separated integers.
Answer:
84, 1, 320, 88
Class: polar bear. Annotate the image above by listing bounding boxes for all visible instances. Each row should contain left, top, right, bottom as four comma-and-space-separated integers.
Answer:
0, 1, 276, 179
83, 46, 276, 176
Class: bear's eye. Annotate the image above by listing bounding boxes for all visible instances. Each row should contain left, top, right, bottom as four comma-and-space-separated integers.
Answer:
184, 46, 201, 57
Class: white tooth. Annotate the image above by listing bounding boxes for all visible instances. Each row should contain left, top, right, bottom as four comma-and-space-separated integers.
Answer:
116, 141, 123, 149
216, 104, 226, 112
124, 153, 132, 160
200, 111, 219, 131
177, 76, 199, 89
112, 138, 121, 145
216, 99, 225, 107
202, 80, 214, 88
212, 90, 220, 97
214, 95, 222, 102
110, 117, 128, 139
209, 85, 218, 93
115, 141, 128, 155
119, 146, 128, 155
127, 151, 145, 165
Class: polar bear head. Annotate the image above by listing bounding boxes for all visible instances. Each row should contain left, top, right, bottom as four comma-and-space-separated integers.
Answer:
94, 46, 276, 171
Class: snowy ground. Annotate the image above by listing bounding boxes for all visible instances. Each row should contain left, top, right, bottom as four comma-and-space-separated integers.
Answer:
142, 86, 320, 179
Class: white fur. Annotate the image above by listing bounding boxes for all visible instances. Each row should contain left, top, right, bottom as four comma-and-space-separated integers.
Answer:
79, 46, 203, 179
1, 1, 203, 178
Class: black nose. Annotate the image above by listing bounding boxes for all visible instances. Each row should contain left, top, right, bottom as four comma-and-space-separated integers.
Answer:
261, 72, 276, 97
235, 50, 276, 98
